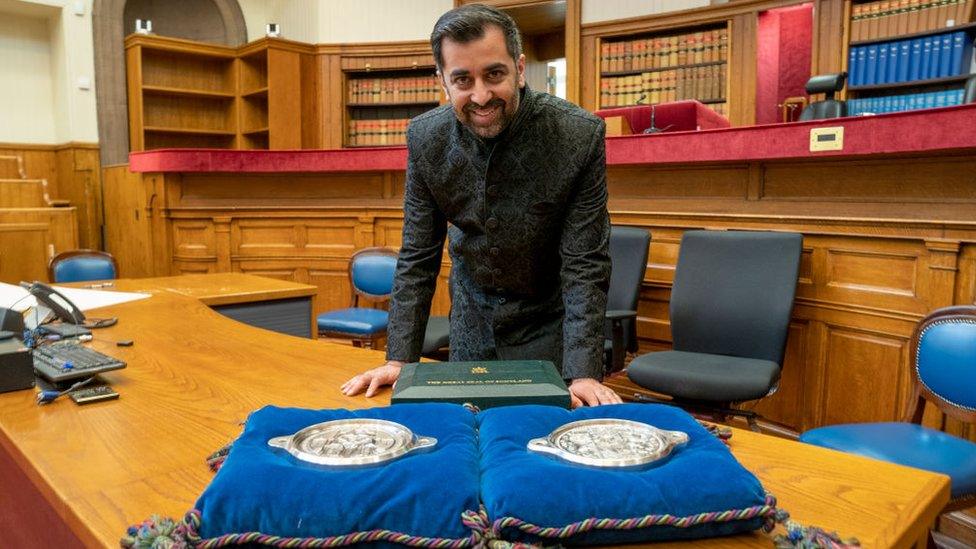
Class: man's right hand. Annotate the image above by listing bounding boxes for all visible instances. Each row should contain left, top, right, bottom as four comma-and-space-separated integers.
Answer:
340, 360, 404, 397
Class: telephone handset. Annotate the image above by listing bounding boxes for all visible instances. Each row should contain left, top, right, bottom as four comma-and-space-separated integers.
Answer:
20, 281, 86, 324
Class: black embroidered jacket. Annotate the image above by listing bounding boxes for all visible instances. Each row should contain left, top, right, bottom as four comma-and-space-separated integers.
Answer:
385, 87, 611, 380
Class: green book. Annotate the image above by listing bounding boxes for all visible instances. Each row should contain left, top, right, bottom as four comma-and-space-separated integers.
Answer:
391, 360, 571, 410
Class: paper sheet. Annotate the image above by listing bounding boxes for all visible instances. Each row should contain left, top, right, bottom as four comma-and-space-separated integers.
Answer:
0, 282, 150, 312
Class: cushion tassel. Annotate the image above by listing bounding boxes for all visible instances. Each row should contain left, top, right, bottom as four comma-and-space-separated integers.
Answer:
766, 504, 860, 548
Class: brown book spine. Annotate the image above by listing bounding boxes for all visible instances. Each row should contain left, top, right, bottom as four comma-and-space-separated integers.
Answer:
956, 0, 972, 23
669, 36, 679, 66
719, 29, 728, 62
867, 2, 881, 39
851, 4, 863, 42
880, 1, 893, 38
601, 42, 610, 73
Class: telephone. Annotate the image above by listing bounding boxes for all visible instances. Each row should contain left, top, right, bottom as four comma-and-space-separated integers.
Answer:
20, 281, 86, 324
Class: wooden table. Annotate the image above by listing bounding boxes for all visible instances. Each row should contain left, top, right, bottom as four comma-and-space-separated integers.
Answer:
0, 274, 949, 548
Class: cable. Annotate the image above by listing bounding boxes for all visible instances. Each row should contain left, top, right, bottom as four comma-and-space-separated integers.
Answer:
36, 377, 95, 405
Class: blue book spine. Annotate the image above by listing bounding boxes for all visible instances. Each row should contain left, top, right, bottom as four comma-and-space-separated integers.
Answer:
898, 95, 907, 112
897, 41, 910, 82
906, 93, 917, 111
848, 47, 858, 86
949, 32, 972, 76
924, 92, 936, 109
920, 37, 933, 81
887, 41, 899, 83
865, 45, 879, 85
877, 43, 890, 84
938, 34, 952, 78
857, 47, 868, 86
909, 39, 923, 81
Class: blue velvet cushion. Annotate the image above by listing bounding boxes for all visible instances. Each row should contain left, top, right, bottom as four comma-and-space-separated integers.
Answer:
195, 403, 480, 546
477, 404, 769, 545
317, 308, 389, 335
53, 257, 116, 283
800, 422, 976, 499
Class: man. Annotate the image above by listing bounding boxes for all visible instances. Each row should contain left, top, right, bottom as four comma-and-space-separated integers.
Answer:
341, 4, 621, 407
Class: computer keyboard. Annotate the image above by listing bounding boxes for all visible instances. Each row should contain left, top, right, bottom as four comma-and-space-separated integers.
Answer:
32, 341, 126, 383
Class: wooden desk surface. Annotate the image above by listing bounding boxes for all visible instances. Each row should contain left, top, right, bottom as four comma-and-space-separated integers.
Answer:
0, 275, 949, 548
67, 272, 319, 307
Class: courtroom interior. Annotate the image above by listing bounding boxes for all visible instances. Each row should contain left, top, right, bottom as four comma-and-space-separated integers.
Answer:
1, 0, 975, 547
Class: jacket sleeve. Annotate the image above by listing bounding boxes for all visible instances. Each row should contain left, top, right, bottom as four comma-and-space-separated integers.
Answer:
559, 120, 611, 380
385, 125, 447, 363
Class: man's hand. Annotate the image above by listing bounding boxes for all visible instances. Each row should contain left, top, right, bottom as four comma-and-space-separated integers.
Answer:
569, 378, 623, 408
341, 361, 404, 397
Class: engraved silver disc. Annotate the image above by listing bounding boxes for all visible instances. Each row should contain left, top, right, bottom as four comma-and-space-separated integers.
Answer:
268, 418, 437, 467
527, 418, 688, 468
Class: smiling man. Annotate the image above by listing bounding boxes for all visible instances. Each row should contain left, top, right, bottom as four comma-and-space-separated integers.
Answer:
341, 4, 619, 407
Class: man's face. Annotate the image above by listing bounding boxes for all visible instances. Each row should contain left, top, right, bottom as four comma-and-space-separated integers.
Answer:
439, 25, 526, 139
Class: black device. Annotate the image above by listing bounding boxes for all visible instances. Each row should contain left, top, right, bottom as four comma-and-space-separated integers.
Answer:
32, 341, 126, 384
38, 323, 92, 338
0, 306, 25, 337
0, 338, 34, 393
69, 384, 119, 404
20, 281, 86, 324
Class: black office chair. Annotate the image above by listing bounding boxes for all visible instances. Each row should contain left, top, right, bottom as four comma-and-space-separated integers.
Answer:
627, 230, 802, 431
604, 226, 651, 375
964, 74, 976, 104
798, 72, 848, 121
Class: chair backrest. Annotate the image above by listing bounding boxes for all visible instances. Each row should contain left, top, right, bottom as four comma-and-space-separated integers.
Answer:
605, 226, 650, 353
348, 247, 398, 306
964, 74, 976, 104
907, 305, 976, 425
49, 249, 118, 283
670, 230, 802, 365
798, 72, 848, 121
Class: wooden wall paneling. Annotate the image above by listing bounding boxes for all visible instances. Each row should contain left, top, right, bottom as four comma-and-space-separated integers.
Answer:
728, 14, 757, 126
956, 243, 976, 305
811, 0, 847, 79
579, 35, 598, 111
176, 174, 388, 206
300, 52, 323, 149
102, 165, 153, 278
0, 145, 60, 192
126, 46, 145, 152
323, 53, 345, 150
565, 0, 581, 105
0, 208, 78, 283
820, 323, 910, 425
752, 320, 810, 430
55, 145, 103, 250
267, 47, 303, 149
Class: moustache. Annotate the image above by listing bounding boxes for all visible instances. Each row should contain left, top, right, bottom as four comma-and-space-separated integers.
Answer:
464, 99, 505, 113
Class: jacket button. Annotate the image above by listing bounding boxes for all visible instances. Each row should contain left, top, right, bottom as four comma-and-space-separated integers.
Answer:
492, 267, 502, 277
486, 217, 499, 230
486, 185, 498, 197
489, 246, 500, 256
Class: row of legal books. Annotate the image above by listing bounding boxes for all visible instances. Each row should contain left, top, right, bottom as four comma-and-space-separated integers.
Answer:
600, 28, 728, 74
600, 65, 726, 107
708, 103, 727, 117
848, 31, 974, 85
848, 88, 966, 113
348, 76, 440, 105
851, 0, 973, 42
347, 119, 409, 146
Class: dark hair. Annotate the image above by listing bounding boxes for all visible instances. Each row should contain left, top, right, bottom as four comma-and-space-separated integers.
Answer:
430, 4, 523, 70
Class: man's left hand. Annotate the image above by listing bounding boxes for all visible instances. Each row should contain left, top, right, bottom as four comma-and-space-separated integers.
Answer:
569, 378, 623, 408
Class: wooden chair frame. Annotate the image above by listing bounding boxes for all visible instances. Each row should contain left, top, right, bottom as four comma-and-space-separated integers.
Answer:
318, 247, 398, 349
903, 304, 976, 513
48, 249, 119, 283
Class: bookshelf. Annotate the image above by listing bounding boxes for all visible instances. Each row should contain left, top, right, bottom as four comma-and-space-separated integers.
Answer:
342, 58, 442, 147
596, 23, 729, 117
125, 35, 307, 152
845, 1, 975, 115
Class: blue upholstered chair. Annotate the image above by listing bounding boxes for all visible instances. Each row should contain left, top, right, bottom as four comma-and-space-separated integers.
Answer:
800, 305, 976, 516
627, 230, 802, 431
48, 250, 118, 283
316, 247, 398, 349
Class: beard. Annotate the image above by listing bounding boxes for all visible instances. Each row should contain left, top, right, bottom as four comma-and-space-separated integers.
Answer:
452, 84, 520, 139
